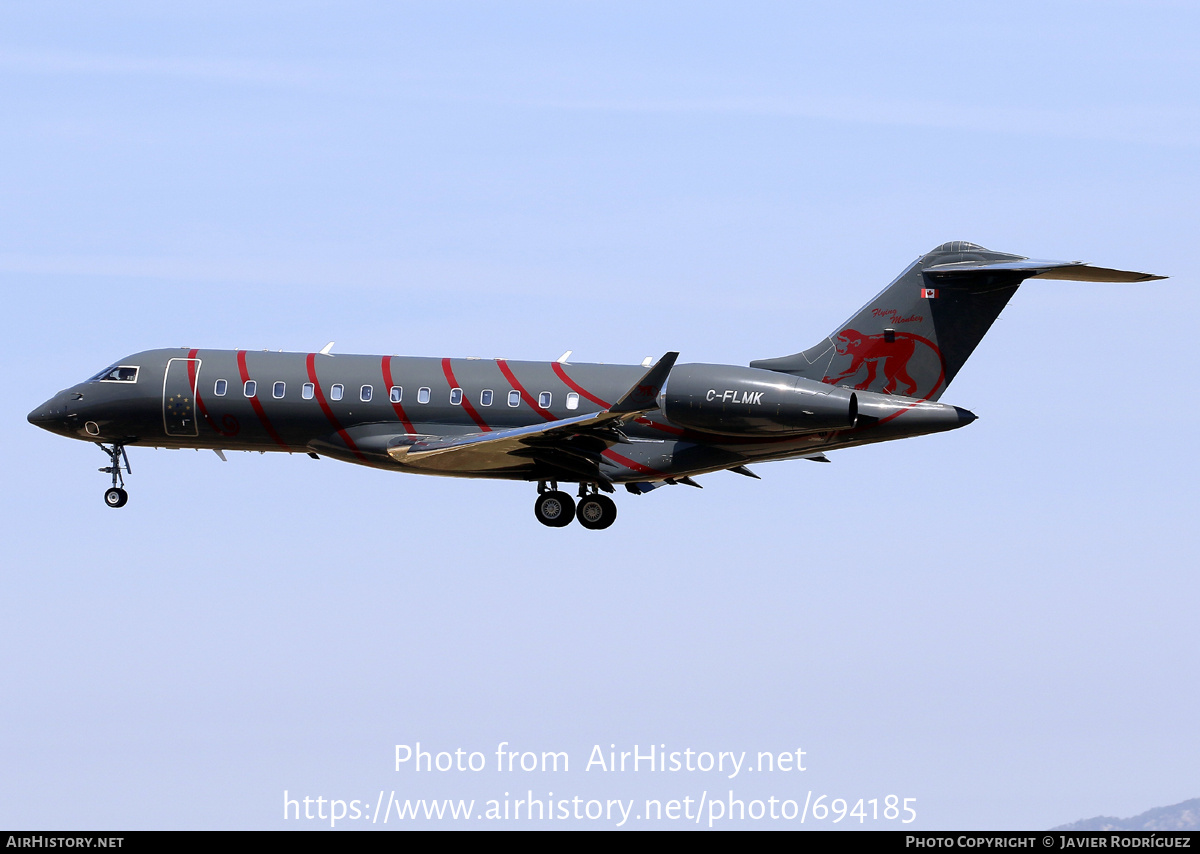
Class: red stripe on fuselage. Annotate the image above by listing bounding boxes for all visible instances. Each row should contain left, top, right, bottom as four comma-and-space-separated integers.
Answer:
441, 358, 491, 432
380, 356, 416, 434
187, 349, 239, 437
600, 448, 665, 476
187, 348, 215, 432
551, 362, 609, 408
496, 359, 556, 422
236, 350, 291, 451
634, 416, 685, 436
511, 361, 669, 475
305, 353, 368, 462
551, 361, 684, 437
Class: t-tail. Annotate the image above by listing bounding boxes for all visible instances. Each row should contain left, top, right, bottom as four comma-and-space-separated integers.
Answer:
750, 241, 1165, 401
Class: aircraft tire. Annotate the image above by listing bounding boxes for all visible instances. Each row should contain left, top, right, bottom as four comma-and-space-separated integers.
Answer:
534, 491, 575, 527
104, 487, 128, 508
576, 495, 617, 530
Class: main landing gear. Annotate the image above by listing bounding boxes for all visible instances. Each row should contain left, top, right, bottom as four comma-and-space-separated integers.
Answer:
533, 482, 618, 530
98, 443, 131, 509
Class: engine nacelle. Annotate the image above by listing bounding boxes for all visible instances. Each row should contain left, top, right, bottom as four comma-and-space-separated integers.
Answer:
661, 364, 857, 436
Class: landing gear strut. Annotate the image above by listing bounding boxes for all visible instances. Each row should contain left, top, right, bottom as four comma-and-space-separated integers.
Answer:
532, 482, 618, 529
98, 443, 131, 508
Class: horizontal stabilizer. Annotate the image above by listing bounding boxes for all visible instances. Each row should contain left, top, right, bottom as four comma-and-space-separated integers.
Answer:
924, 258, 1165, 282
1030, 264, 1166, 283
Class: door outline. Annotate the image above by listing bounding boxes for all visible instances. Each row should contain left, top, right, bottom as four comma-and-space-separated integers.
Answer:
163, 358, 201, 437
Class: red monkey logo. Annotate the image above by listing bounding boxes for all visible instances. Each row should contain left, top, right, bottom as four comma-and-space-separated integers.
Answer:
825, 328, 919, 396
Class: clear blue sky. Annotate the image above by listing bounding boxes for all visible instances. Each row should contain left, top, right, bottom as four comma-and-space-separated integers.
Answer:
3, 1, 1197, 830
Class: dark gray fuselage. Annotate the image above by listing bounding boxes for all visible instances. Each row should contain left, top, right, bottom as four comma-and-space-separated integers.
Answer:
29, 347, 974, 485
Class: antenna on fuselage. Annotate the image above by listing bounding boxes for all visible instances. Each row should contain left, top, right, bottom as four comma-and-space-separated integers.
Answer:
319, 341, 335, 356
557, 350, 572, 364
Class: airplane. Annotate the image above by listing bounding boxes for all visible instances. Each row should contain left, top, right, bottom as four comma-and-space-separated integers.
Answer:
27, 241, 1163, 529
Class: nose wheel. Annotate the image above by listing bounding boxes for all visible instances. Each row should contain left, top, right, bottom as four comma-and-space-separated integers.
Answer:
98, 443, 131, 508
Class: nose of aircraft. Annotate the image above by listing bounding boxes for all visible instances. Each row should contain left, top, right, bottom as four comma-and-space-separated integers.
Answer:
28, 401, 55, 427
28, 393, 76, 433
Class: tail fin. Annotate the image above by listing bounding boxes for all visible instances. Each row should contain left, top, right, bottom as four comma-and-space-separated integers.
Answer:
750, 241, 1163, 401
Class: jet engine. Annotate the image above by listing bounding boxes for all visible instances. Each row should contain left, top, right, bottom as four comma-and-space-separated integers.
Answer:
661, 364, 857, 436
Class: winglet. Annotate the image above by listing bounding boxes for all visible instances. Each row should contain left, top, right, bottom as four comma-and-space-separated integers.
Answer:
609, 352, 679, 415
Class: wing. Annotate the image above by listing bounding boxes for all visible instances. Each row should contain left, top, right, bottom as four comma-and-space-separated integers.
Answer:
386, 352, 679, 480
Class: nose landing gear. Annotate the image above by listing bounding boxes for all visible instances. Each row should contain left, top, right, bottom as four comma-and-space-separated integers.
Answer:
98, 443, 131, 508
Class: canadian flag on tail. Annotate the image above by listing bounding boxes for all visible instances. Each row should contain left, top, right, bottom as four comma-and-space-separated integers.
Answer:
920, 288, 938, 299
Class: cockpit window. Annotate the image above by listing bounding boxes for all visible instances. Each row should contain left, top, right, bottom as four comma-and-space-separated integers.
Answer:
89, 365, 139, 383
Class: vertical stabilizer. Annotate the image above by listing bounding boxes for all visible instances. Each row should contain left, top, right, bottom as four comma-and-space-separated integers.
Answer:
750, 242, 1029, 401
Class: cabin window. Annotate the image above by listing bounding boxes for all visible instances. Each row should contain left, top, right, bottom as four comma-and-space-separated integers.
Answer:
538, 391, 552, 409
302, 383, 314, 400
480, 389, 493, 406
418, 387, 431, 404
214, 379, 228, 397
360, 385, 372, 402
566, 392, 579, 410
450, 388, 463, 405
331, 384, 344, 401
243, 380, 257, 398
508, 390, 520, 407
273, 381, 286, 399
389, 386, 402, 403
